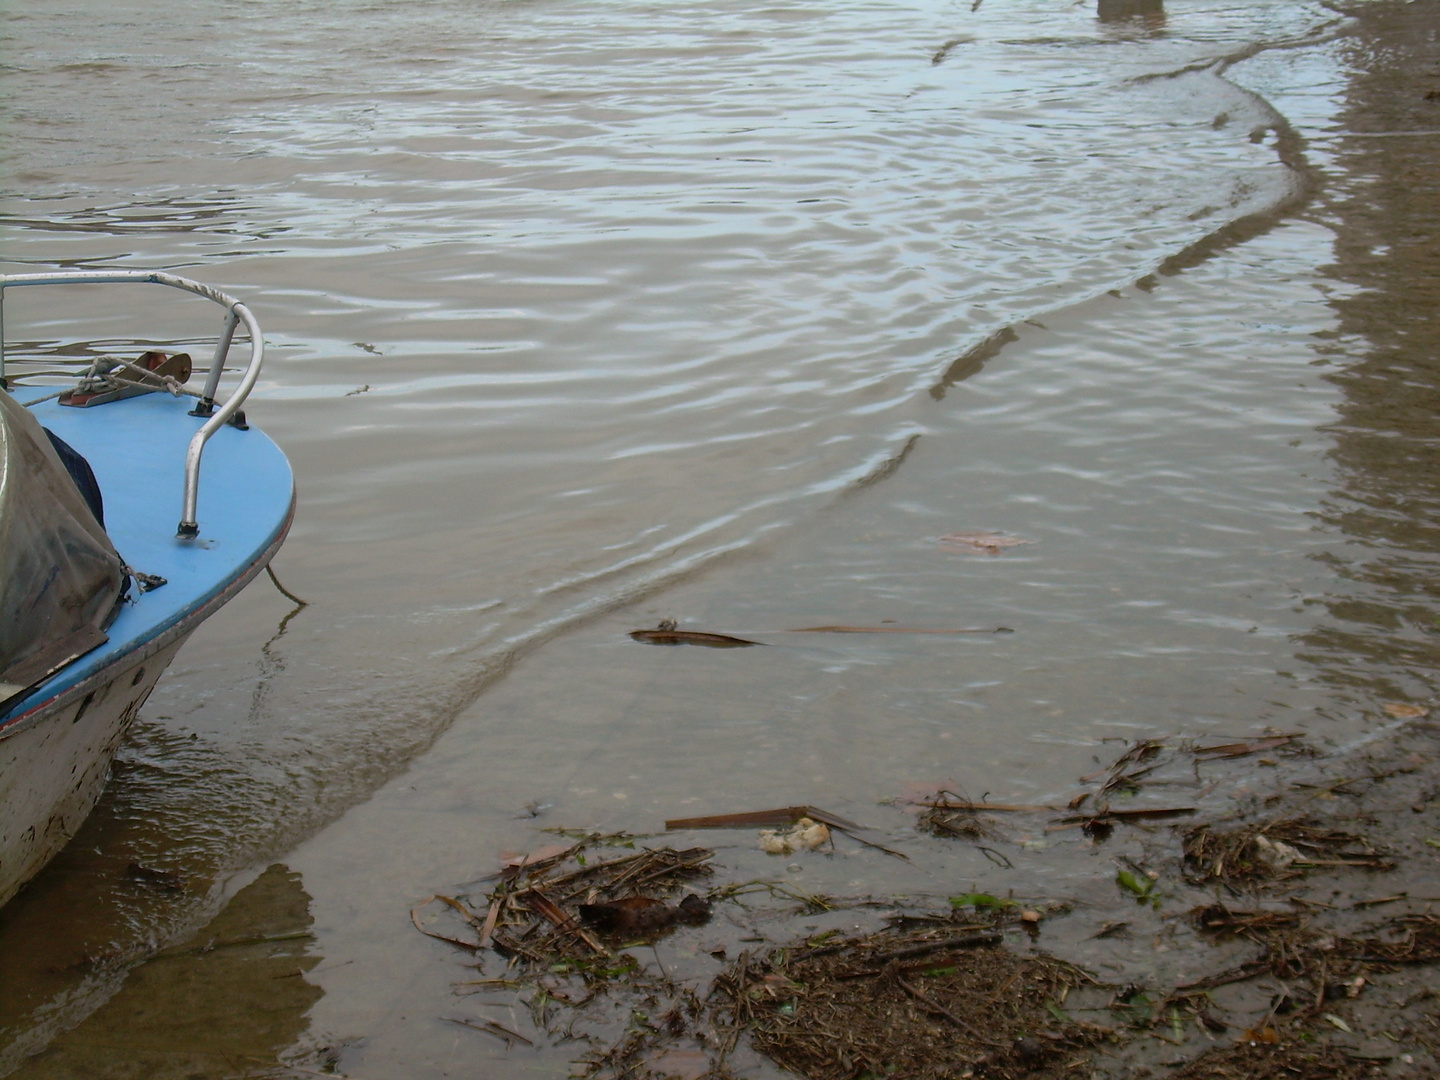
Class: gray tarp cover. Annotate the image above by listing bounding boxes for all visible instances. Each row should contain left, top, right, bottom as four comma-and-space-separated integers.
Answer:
0, 389, 124, 680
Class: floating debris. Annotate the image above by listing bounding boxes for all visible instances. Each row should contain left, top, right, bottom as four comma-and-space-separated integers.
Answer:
1191, 732, 1306, 759
710, 925, 1109, 1080
412, 841, 715, 963
1181, 818, 1391, 885
913, 791, 1022, 841
1053, 805, 1196, 831
1190, 903, 1303, 940
1179, 906, 1440, 1008
919, 803, 1001, 841
666, 803, 907, 860
1381, 702, 1429, 719
758, 817, 830, 855
913, 795, 1053, 814
665, 805, 861, 831
443, 1015, 534, 1048
937, 531, 1035, 556
1082, 738, 1167, 796
1165, 1039, 1382, 1079
1115, 868, 1160, 907
578, 894, 711, 935
948, 892, 1017, 914
630, 619, 762, 648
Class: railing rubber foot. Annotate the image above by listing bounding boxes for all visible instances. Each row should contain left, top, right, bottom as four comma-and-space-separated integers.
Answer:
176, 522, 199, 539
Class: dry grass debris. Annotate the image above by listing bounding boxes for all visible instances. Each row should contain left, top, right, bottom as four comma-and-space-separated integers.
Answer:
413, 839, 715, 971
710, 925, 1111, 1080
1181, 818, 1391, 885
1166, 1038, 1385, 1079
916, 792, 1005, 841
1181, 904, 1440, 1013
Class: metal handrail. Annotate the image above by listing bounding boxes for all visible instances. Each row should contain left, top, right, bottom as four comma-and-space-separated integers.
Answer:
0, 270, 265, 538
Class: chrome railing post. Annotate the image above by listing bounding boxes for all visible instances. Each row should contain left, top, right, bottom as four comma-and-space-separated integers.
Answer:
191, 309, 239, 417
0, 284, 7, 389
178, 302, 262, 537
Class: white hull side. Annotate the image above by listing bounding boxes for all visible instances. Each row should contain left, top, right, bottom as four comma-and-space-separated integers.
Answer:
0, 636, 188, 907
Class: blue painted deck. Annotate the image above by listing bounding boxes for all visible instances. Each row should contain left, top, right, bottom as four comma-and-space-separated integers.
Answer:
0, 390, 294, 731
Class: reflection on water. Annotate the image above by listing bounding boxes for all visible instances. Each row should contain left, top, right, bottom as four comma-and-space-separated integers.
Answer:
6, 865, 319, 1078
1097, 0, 1166, 33
1299, 3, 1440, 705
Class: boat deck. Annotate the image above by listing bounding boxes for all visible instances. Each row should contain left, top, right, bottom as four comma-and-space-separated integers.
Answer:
0, 390, 294, 734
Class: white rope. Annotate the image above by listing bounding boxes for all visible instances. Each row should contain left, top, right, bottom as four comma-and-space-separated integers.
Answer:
103, 356, 204, 399
20, 354, 207, 407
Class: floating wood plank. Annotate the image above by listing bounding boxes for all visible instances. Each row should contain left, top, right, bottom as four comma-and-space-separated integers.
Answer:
665, 805, 861, 831
630, 627, 762, 648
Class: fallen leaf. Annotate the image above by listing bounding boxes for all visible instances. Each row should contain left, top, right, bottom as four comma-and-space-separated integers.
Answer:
1116, 870, 1152, 899
938, 531, 1034, 556
1243, 1026, 1279, 1045
948, 892, 1016, 911
1323, 1013, 1353, 1033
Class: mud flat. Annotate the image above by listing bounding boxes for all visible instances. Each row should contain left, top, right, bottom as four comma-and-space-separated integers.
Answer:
392, 710, 1439, 1080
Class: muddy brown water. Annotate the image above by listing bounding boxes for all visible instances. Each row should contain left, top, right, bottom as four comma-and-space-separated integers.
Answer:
2, 0, 1438, 1075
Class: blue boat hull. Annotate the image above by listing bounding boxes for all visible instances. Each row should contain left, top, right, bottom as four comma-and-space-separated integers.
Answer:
0, 390, 293, 905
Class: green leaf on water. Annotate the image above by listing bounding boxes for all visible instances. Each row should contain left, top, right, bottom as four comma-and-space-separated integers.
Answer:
1116, 870, 1150, 896
1116, 870, 1159, 907
948, 892, 1016, 911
